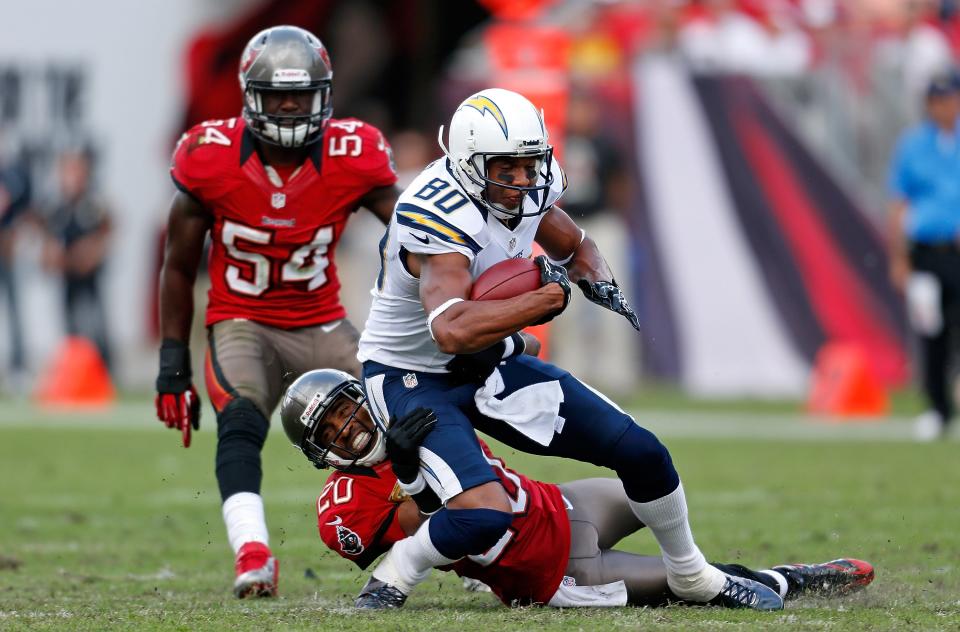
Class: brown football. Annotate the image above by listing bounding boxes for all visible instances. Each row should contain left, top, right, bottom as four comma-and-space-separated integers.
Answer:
469, 257, 542, 301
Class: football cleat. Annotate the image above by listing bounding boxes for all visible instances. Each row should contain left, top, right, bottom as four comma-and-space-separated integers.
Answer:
709, 576, 784, 611
354, 576, 408, 609
233, 541, 278, 598
461, 576, 493, 593
772, 558, 874, 599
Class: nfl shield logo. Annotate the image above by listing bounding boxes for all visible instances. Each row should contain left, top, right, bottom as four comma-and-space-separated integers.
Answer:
402, 373, 418, 389
508, 237, 517, 251
271, 192, 286, 209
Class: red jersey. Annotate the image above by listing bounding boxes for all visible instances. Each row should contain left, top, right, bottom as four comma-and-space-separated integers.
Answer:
170, 117, 397, 328
317, 441, 571, 606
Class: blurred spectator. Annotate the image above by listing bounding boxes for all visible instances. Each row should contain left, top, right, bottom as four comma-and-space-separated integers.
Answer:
873, 0, 955, 120
677, 0, 812, 76
887, 70, 960, 441
390, 128, 438, 189
549, 89, 639, 394
0, 135, 31, 387
40, 145, 112, 370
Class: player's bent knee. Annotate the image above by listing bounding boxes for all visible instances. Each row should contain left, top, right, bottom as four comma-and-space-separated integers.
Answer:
427, 508, 514, 560
215, 398, 270, 500
611, 424, 679, 503
446, 481, 511, 513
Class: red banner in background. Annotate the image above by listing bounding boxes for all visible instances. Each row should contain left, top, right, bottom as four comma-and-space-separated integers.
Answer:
179, 0, 335, 131
483, 24, 571, 160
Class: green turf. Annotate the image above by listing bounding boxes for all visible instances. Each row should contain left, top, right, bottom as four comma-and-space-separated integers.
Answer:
1, 400, 958, 630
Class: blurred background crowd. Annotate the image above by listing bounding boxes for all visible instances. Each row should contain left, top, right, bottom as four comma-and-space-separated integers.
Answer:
1, 0, 959, 412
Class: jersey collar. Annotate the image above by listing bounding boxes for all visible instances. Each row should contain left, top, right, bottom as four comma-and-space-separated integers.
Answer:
239, 128, 325, 174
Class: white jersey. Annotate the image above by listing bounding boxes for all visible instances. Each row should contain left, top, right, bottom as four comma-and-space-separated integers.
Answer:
358, 157, 567, 372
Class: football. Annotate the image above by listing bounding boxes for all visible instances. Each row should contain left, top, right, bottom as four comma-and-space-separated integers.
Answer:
469, 257, 542, 301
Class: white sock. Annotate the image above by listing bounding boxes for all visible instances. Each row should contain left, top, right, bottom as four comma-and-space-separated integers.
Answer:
627, 482, 724, 600
222, 492, 269, 554
371, 517, 458, 594
759, 569, 789, 599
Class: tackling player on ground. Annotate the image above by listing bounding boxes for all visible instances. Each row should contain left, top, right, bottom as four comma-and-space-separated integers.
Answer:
352, 87, 782, 610
280, 369, 876, 608
154, 25, 399, 598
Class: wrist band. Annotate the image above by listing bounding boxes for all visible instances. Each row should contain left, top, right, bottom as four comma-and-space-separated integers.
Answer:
502, 333, 526, 359
427, 298, 465, 341
547, 228, 586, 266
398, 472, 427, 496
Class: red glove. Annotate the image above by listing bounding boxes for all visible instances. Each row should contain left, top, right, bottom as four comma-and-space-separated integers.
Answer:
155, 339, 201, 447
155, 386, 201, 447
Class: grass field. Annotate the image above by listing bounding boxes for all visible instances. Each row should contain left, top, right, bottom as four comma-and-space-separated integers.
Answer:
1, 398, 958, 631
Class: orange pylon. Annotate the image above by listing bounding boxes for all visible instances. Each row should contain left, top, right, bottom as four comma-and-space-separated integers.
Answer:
807, 342, 888, 419
34, 336, 115, 409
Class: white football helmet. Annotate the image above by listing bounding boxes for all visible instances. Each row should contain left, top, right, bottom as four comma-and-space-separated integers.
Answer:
439, 88, 554, 220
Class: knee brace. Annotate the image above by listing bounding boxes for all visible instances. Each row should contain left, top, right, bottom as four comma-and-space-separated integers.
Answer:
215, 397, 269, 501
610, 424, 679, 503
427, 508, 514, 560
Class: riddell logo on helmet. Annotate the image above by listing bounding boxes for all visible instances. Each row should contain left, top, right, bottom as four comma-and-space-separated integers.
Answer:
300, 392, 325, 424
273, 69, 310, 84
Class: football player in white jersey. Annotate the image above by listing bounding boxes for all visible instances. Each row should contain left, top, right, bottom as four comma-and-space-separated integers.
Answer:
353, 88, 781, 611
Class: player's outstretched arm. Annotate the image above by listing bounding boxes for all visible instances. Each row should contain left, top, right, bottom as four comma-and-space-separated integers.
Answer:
535, 206, 613, 285
155, 191, 211, 447
536, 207, 640, 331
415, 252, 566, 354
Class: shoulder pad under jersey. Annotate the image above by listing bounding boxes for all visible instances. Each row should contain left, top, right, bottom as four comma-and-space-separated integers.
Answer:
394, 161, 488, 260
170, 118, 243, 197
324, 118, 398, 187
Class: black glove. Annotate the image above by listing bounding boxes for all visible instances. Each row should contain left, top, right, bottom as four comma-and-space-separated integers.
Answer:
533, 255, 571, 325
445, 333, 526, 384
155, 339, 201, 448
386, 407, 437, 484
578, 278, 641, 331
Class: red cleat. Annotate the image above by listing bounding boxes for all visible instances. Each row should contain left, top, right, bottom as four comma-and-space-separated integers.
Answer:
773, 558, 874, 599
233, 541, 278, 598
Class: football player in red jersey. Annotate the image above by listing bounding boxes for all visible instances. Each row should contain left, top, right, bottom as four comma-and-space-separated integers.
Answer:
155, 25, 400, 598
279, 369, 876, 608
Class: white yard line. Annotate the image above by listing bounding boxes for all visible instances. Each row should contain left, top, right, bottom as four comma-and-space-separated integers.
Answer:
0, 400, 940, 442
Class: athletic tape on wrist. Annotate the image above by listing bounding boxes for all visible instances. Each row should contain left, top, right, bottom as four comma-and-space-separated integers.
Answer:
398, 472, 427, 496
502, 335, 515, 359
502, 333, 525, 359
427, 298, 465, 342
547, 228, 586, 267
